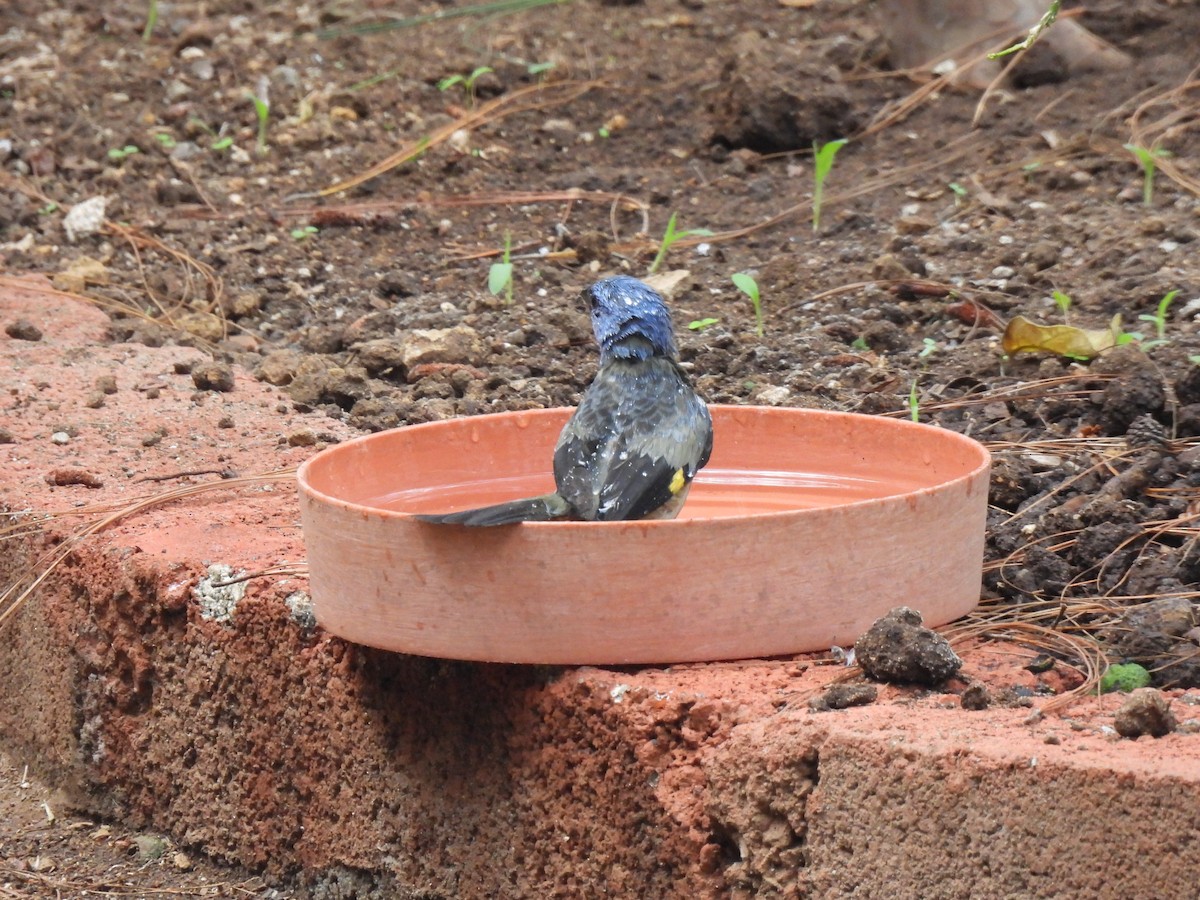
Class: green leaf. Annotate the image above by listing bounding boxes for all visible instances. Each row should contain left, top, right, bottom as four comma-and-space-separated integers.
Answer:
488, 262, 513, 296
688, 318, 719, 331
730, 272, 759, 302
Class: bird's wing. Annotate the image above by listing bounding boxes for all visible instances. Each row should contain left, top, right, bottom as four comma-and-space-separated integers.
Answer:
554, 358, 713, 521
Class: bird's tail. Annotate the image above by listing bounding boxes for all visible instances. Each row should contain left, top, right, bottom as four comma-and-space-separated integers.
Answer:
413, 492, 572, 527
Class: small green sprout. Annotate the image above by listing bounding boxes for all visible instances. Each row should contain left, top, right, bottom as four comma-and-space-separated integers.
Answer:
647, 212, 713, 274
908, 338, 939, 422
291, 225, 319, 241
211, 135, 234, 152
153, 132, 177, 149
688, 318, 719, 331
850, 336, 870, 352
1124, 143, 1172, 207
488, 233, 514, 304
812, 138, 848, 234
597, 126, 611, 139
1052, 289, 1072, 322
1099, 662, 1151, 694
143, 0, 159, 42
948, 182, 967, 206
107, 144, 140, 162
989, 0, 1059, 59
1136, 288, 1179, 346
731, 272, 764, 338
38, 202, 59, 215
437, 66, 494, 106
248, 80, 270, 156
526, 61, 555, 78
1189, 355, 1200, 366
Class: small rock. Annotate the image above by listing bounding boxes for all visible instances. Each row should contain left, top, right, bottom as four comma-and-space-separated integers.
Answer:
255, 349, 304, 386
287, 429, 317, 447
95, 374, 118, 394
400, 325, 485, 368
51, 256, 110, 293
191, 362, 235, 392
85, 392, 106, 409
51, 431, 70, 445
177, 311, 225, 342
133, 834, 168, 861
754, 385, 791, 406
1114, 688, 1176, 739
871, 253, 912, 282
894, 215, 934, 235
5, 319, 42, 341
960, 680, 991, 710
45, 468, 104, 489
808, 682, 877, 712
62, 196, 108, 242
173, 851, 193, 871
1026, 240, 1060, 270
221, 291, 263, 318
353, 338, 409, 375
0, 427, 15, 444
854, 606, 963, 686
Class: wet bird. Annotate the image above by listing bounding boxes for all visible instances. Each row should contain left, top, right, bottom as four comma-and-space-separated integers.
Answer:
415, 275, 713, 526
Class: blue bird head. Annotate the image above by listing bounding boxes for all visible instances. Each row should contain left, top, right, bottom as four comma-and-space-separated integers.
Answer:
584, 275, 677, 361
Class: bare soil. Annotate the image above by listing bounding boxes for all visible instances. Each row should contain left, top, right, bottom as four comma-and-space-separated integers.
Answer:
2, 0, 1200, 894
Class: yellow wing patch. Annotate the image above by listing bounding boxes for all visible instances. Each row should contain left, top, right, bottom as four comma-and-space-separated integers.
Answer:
668, 468, 687, 495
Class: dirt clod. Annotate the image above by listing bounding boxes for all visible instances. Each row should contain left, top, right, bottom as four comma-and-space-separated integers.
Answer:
5, 319, 42, 341
854, 607, 963, 686
191, 362, 235, 392
809, 682, 878, 711
960, 680, 992, 710
1114, 688, 1177, 739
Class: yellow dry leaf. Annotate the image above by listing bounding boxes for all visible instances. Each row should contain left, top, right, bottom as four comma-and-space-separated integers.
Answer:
1001, 314, 1123, 360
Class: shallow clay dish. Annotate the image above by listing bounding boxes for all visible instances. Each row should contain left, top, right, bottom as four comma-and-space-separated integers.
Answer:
297, 406, 990, 664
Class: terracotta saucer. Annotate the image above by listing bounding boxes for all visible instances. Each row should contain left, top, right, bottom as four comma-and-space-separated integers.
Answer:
298, 406, 991, 664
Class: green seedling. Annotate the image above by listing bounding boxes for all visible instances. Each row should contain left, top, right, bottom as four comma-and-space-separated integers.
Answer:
211, 135, 234, 151
811, 138, 847, 234
908, 338, 938, 422
526, 61, 555, 79
1124, 143, 1171, 207
850, 336, 870, 352
248, 81, 270, 155
731, 272, 764, 337
1052, 289, 1072, 323
107, 144, 140, 162
1137, 288, 1179, 346
153, 132, 177, 149
989, 0, 1060, 59
143, 0, 159, 42
487, 233, 514, 304
647, 212, 713, 274
948, 182, 967, 207
688, 318, 719, 331
38, 202, 59, 215
437, 66, 494, 106
290, 225, 318, 241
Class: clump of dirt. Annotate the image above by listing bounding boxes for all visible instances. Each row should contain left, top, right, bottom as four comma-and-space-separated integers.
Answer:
1114, 688, 1177, 739
854, 607, 963, 686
